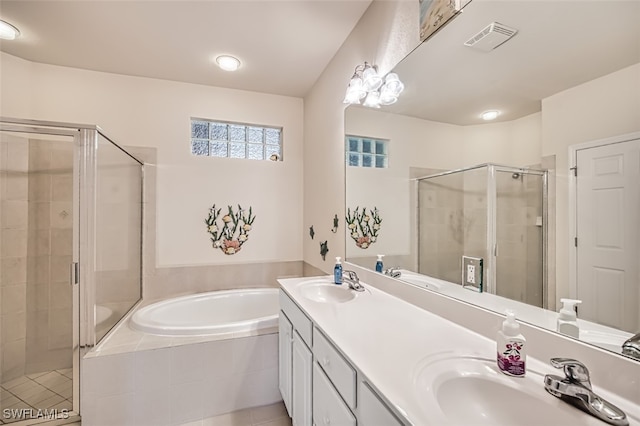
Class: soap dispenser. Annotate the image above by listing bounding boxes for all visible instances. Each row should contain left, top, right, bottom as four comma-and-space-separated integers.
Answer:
497, 310, 526, 377
334, 257, 343, 284
557, 298, 582, 338
375, 254, 384, 273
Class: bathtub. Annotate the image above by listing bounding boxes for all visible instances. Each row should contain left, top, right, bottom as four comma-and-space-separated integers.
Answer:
130, 288, 279, 336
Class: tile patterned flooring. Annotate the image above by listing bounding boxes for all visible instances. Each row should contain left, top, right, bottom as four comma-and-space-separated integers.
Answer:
181, 402, 291, 426
0, 369, 73, 424
2, 370, 289, 426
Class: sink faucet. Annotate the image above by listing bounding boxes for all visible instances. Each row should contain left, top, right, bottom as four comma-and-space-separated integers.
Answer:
343, 270, 364, 292
543, 358, 628, 426
622, 332, 640, 360
383, 267, 401, 278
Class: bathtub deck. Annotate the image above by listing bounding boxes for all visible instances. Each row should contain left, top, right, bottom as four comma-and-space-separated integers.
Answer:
86, 299, 278, 359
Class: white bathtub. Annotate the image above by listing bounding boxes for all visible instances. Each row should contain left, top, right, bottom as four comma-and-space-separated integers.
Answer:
130, 288, 279, 336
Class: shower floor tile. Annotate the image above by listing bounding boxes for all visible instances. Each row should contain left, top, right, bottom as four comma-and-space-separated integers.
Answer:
0, 369, 73, 424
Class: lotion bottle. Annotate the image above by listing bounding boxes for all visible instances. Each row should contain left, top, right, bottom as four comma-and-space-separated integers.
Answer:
334, 257, 343, 284
557, 298, 582, 338
497, 310, 526, 377
375, 254, 384, 273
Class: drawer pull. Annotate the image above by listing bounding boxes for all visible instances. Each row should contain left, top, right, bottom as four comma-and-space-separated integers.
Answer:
321, 357, 330, 367
324, 416, 331, 425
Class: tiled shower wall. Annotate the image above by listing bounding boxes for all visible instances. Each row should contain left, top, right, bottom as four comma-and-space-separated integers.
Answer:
418, 171, 464, 283
0, 136, 73, 384
25, 140, 73, 374
1, 135, 29, 382
494, 168, 544, 307
417, 164, 550, 307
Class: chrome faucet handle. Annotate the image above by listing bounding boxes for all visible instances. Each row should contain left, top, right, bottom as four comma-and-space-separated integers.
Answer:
545, 358, 629, 426
342, 270, 364, 292
383, 267, 401, 278
344, 270, 359, 282
550, 358, 591, 390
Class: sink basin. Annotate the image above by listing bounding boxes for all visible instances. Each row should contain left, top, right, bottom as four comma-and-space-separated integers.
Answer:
299, 280, 356, 303
399, 271, 442, 291
580, 329, 630, 353
413, 355, 591, 425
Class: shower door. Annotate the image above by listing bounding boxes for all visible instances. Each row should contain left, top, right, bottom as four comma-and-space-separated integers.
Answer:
0, 118, 144, 425
492, 167, 546, 308
0, 123, 80, 424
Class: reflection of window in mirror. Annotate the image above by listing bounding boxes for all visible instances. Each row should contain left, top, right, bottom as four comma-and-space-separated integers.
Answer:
345, 135, 388, 168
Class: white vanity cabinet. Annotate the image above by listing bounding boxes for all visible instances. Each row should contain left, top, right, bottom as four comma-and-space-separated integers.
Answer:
279, 290, 404, 426
279, 291, 313, 426
278, 313, 293, 416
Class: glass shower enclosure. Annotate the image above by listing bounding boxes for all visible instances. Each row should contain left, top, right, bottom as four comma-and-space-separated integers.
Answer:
417, 163, 547, 308
0, 118, 143, 424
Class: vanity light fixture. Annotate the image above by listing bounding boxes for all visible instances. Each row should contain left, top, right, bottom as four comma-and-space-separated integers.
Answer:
481, 110, 500, 121
215, 55, 241, 72
0, 19, 20, 40
343, 62, 404, 108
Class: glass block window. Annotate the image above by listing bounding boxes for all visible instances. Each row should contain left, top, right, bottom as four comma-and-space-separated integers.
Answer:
190, 119, 283, 161
345, 135, 388, 168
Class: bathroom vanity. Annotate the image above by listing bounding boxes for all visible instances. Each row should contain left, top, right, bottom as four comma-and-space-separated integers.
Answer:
278, 275, 640, 426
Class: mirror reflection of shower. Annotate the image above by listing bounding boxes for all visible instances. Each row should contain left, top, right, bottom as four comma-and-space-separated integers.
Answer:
416, 163, 547, 308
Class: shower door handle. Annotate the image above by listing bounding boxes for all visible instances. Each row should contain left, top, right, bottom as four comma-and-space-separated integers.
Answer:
70, 262, 79, 286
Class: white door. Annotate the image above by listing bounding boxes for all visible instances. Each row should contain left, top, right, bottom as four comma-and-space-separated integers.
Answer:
278, 312, 293, 417
292, 330, 312, 426
576, 137, 640, 332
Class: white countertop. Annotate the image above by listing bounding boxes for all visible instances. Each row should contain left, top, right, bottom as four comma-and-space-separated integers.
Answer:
279, 275, 640, 426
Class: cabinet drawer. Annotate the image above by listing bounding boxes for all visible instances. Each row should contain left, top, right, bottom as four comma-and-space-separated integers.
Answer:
313, 327, 356, 409
280, 290, 313, 347
313, 363, 356, 426
358, 380, 403, 426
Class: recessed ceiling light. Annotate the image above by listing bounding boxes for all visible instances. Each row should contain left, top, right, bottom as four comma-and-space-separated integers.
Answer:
481, 110, 500, 121
216, 55, 241, 72
0, 20, 20, 40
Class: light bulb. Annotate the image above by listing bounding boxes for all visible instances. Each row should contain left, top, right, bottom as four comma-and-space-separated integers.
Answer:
384, 73, 405, 96
362, 66, 382, 92
481, 110, 500, 121
216, 55, 241, 71
363, 91, 381, 109
379, 86, 398, 106
343, 76, 366, 104
0, 20, 20, 40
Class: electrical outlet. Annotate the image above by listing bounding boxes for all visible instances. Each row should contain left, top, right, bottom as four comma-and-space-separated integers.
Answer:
466, 264, 475, 284
462, 256, 483, 292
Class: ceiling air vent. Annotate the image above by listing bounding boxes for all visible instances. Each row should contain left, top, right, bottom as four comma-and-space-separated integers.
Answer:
464, 22, 518, 52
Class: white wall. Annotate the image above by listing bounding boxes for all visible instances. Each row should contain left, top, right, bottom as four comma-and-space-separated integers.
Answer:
0, 53, 33, 118
303, 0, 421, 272
0, 52, 304, 267
345, 107, 462, 261
542, 62, 640, 302
462, 112, 542, 168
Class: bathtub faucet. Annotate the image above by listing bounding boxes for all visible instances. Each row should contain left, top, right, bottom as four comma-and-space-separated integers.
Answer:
343, 270, 365, 292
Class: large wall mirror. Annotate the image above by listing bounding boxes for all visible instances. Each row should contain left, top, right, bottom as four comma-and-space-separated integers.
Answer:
345, 0, 640, 360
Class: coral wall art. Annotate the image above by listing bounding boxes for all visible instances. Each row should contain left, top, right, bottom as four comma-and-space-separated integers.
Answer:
205, 204, 256, 255
346, 206, 382, 249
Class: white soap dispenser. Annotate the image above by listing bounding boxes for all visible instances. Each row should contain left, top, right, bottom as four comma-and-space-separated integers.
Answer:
557, 298, 582, 338
497, 310, 526, 377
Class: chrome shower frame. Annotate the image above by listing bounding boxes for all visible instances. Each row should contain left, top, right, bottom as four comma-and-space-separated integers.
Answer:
415, 163, 548, 307
0, 117, 144, 424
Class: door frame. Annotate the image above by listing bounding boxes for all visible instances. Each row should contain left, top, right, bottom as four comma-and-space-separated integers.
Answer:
568, 131, 640, 299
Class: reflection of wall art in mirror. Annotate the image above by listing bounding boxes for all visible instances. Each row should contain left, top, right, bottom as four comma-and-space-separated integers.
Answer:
205, 204, 256, 255
420, 0, 464, 42
346, 207, 382, 249
320, 240, 329, 261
